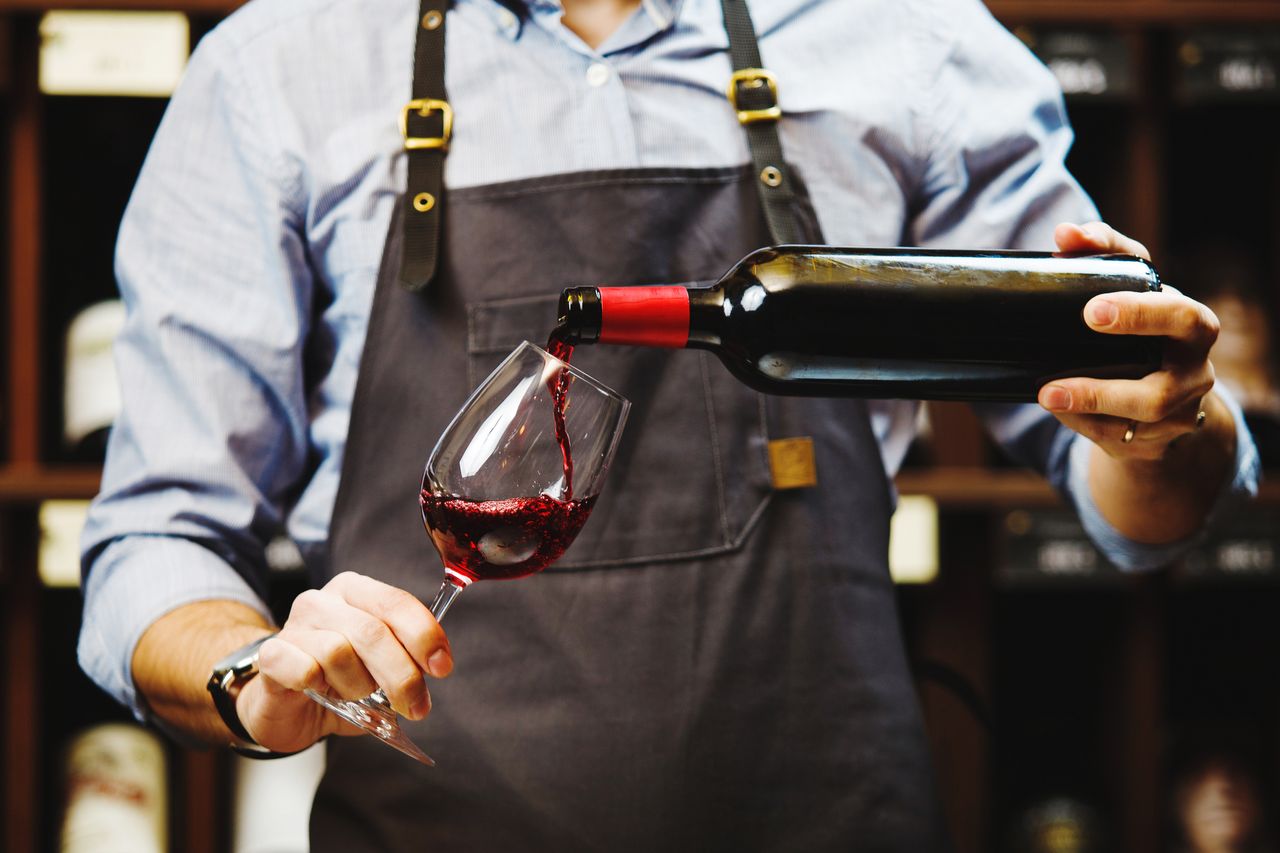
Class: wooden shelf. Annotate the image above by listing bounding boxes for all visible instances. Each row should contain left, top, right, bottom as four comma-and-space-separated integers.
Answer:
896, 467, 1280, 507
1, 0, 1276, 21
987, 1, 1280, 24
2, 462, 1269, 509
0, 0, 240, 11
0, 466, 101, 502
897, 468, 1060, 507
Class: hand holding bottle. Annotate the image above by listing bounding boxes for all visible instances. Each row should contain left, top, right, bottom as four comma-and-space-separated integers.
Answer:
1038, 220, 1227, 462
1035, 220, 1241, 548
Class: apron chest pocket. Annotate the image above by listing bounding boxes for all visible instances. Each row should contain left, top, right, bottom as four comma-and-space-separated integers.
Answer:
467, 292, 774, 570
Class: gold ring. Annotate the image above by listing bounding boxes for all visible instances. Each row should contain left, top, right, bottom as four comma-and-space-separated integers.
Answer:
1122, 421, 1137, 444
1195, 409, 1207, 430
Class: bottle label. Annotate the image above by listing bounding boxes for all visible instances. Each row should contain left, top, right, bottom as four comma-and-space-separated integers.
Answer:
598, 286, 690, 348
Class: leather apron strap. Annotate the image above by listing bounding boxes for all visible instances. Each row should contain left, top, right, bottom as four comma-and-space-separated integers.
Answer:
719, 0, 806, 245
398, 0, 451, 291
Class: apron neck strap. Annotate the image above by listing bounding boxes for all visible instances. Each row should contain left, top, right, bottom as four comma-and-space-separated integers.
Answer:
398, 0, 805, 291
719, 0, 804, 246
399, 0, 451, 291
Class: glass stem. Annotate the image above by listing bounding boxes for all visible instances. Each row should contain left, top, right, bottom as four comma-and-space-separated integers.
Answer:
429, 577, 465, 622
368, 578, 464, 710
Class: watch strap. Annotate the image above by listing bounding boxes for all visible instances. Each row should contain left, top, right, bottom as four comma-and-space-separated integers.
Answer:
207, 632, 296, 758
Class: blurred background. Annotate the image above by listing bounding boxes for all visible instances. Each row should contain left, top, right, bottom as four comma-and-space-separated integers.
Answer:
0, 1, 1277, 851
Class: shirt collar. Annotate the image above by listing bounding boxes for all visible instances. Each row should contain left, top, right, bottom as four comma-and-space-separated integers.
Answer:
476, 0, 684, 45
639, 0, 681, 30
477, 0, 528, 40
521, 0, 681, 28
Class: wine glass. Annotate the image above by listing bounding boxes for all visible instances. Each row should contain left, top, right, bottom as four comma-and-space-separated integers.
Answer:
305, 341, 630, 764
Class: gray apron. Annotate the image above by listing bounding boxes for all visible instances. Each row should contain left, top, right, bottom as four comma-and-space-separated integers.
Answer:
309, 7, 948, 853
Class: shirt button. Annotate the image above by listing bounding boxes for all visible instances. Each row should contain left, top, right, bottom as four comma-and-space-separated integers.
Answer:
586, 63, 611, 87
498, 9, 517, 29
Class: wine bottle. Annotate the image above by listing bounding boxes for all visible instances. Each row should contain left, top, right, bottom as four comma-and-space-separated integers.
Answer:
554, 246, 1164, 402
60, 723, 168, 853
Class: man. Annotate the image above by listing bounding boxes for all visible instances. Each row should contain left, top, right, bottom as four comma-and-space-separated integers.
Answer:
80, 0, 1258, 849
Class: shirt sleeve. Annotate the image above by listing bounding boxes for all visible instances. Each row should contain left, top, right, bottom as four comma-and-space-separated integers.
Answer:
906, 0, 1263, 568
908, 0, 1098, 250
78, 27, 311, 718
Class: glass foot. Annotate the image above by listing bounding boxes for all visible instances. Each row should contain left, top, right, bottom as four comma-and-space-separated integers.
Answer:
304, 689, 435, 766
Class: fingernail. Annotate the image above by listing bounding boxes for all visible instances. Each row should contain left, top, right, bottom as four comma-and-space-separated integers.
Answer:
1042, 385, 1072, 412
427, 648, 453, 678
1083, 222, 1105, 241
411, 692, 431, 719
1086, 299, 1118, 327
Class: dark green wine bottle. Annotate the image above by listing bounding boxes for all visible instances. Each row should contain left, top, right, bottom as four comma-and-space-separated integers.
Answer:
554, 246, 1163, 402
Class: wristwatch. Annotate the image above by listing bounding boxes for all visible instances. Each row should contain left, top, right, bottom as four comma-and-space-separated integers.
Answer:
207, 632, 295, 759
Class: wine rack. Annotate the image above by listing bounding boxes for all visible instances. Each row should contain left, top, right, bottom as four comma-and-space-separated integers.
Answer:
1, 2, 1278, 851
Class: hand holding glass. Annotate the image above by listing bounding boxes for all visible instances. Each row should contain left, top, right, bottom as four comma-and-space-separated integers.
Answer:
305, 342, 629, 764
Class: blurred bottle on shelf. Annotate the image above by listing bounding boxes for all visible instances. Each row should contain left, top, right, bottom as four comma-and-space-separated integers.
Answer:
1008, 795, 1108, 853
59, 723, 167, 853
1176, 30, 1280, 103
62, 300, 125, 464
898, 402, 935, 470
231, 745, 326, 853
1167, 726, 1276, 852
1180, 244, 1280, 469
1013, 27, 1136, 101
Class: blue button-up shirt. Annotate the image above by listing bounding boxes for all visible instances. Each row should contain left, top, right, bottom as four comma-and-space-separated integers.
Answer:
80, 0, 1260, 716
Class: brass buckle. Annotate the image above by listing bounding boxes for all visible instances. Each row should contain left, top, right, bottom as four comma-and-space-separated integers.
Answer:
399, 99, 453, 150
726, 68, 781, 125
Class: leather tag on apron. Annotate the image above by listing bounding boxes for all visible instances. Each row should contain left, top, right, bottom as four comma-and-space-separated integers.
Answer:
768, 436, 818, 490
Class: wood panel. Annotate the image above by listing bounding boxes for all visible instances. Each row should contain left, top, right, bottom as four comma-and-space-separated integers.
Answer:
988, 1, 1280, 24
5, 15, 39, 466
0, 0, 239, 10
2, 512, 40, 853
0, 466, 101, 502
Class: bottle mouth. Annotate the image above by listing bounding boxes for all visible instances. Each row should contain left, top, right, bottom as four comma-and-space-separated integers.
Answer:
556, 287, 602, 344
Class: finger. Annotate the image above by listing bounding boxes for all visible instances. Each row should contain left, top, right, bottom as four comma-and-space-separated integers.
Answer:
257, 633, 332, 694
274, 625, 380, 702
1039, 363, 1212, 424
285, 589, 428, 718
328, 572, 452, 678
1080, 290, 1219, 348
237, 666, 365, 748
1053, 410, 1196, 451
321, 611, 428, 719
1050, 402, 1208, 461
1053, 221, 1151, 260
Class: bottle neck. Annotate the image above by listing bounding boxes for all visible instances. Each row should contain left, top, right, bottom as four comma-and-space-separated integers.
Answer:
558, 285, 703, 348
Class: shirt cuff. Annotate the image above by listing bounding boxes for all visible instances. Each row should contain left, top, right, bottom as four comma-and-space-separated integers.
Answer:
78, 535, 273, 721
1063, 386, 1262, 572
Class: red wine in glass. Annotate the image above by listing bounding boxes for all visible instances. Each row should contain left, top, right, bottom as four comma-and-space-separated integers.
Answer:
420, 492, 596, 585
